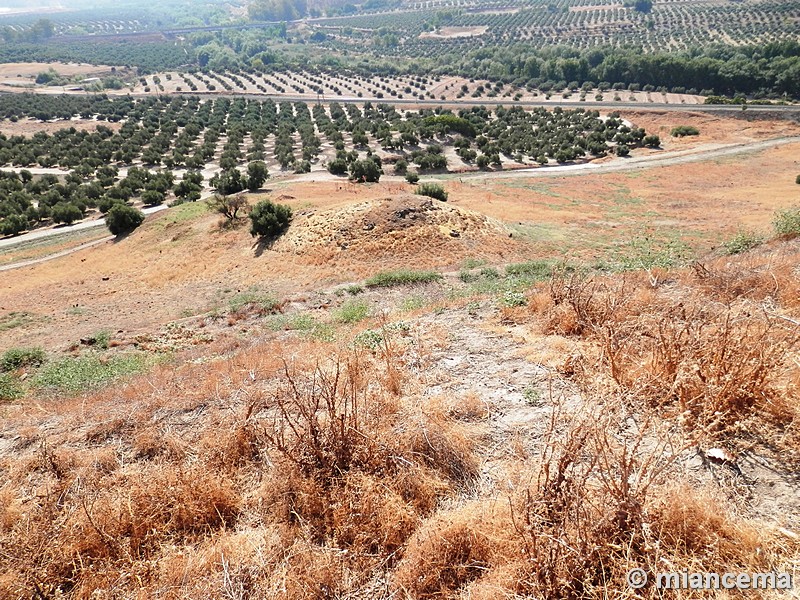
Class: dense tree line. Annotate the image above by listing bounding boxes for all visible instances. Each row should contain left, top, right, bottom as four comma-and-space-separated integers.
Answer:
171, 29, 800, 98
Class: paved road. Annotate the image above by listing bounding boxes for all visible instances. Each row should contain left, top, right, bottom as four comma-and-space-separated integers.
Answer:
0, 204, 167, 250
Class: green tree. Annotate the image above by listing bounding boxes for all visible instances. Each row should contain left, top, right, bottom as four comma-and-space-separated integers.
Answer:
349, 159, 382, 183
1, 214, 28, 236
141, 190, 165, 206
328, 158, 348, 176
246, 161, 270, 192
51, 202, 83, 225
208, 194, 248, 225
249, 200, 292, 239
106, 204, 145, 236
210, 169, 246, 195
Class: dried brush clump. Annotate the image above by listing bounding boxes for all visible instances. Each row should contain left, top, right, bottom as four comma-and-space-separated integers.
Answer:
394, 400, 793, 600
249, 352, 479, 563
531, 253, 800, 446
0, 336, 482, 599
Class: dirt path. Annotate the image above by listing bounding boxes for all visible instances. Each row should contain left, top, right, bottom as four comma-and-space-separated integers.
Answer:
412, 308, 581, 485
0, 235, 113, 272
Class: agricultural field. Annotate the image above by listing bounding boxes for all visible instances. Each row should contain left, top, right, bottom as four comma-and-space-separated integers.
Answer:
127, 69, 704, 104
0, 92, 670, 236
314, 0, 800, 53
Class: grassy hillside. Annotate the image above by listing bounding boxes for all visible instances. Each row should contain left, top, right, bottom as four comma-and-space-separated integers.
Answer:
1, 231, 799, 597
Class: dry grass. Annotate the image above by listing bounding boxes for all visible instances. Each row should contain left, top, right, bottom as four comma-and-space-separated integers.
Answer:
2, 240, 800, 598
530, 246, 800, 451
0, 335, 483, 598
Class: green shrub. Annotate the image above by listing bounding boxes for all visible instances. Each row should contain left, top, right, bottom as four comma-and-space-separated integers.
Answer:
345, 284, 364, 295
722, 230, 763, 255
405, 171, 420, 184
365, 269, 443, 288
228, 289, 280, 314
459, 265, 501, 283
249, 199, 292, 238
1, 347, 46, 372
416, 182, 448, 202
337, 299, 370, 324
106, 204, 145, 236
89, 330, 111, 350
643, 135, 661, 147
499, 290, 527, 307
505, 260, 553, 280
0, 373, 24, 401
35, 353, 155, 394
670, 125, 700, 137
617, 234, 691, 270
773, 207, 800, 237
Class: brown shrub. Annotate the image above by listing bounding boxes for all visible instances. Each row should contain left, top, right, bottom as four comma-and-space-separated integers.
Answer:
393, 503, 499, 598
650, 485, 768, 566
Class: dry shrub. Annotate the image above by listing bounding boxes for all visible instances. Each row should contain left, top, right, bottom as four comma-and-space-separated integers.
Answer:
602, 300, 795, 435
393, 502, 501, 598
255, 352, 401, 493
535, 260, 799, 441
689, 250, 800, 310
246, 349, 477, 577
539, 271, 648, 336
279, 542, 364, 600
429, 392, 489, 423
650, 485, 769, 566
133, 427, 187, 461
403, 412, 479, 490
332, 471, 420, 555
55, 465, 240, 574
392, 401, 682, 600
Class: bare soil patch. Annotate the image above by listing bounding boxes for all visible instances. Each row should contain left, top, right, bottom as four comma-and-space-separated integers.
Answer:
0, 118, 123, 138
419, 26, 489, 39
0, 62, 118, 79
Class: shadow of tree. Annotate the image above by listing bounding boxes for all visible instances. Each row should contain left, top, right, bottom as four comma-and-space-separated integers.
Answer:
253, 235, 278, 257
